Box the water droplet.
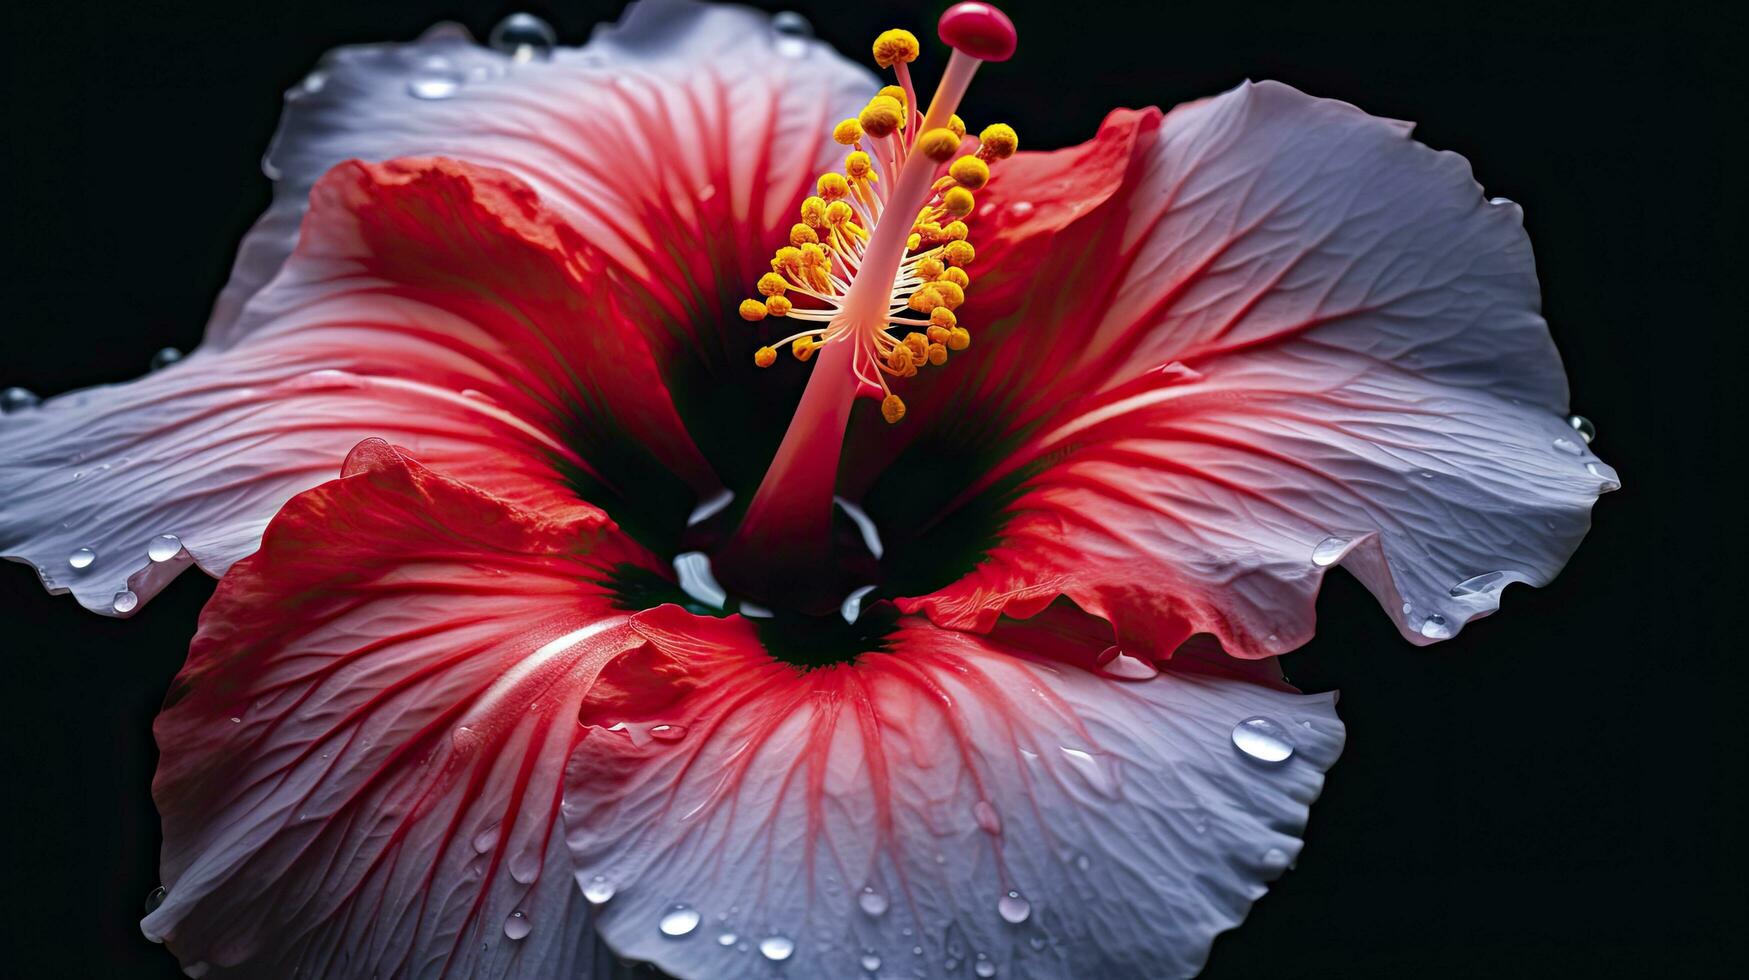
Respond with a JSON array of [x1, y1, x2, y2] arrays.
[[1449, 571, 1506, 597], [861, 951, 882, 972], [1567, 414, 1596, 443], [407, 60, 463, 100], [972, 799, 1002, 834], [1551, 436, 1584, 456], [229, 716, 241, 724], [717, 931, 737, 946], [1261, 847, 1290, 871], [583, 875, 615, 905], [147, 534, 182, 563], [1488, 196, 1514, 206], [148, 347, 184, 371], [1059, 747, 1119, 798], [504, 909, 531, 941], [758, 935, 795, 961], [1231, 716, 1295, 765], [1311, 536, 1350, 566], [67, 547, 96, 570], [112, 590, 139, 614], [1587, 462, 1620, 490], [648, 723, 687, 742], [858, 886, 889, 916], [1074, 852, 1092, 872], [488, 12, 556, 63], [143, 885, 167, 915], [771, 11, 813, 58], [1097, 646, 1158, 680], [975, 954, 997, 977], [997, 890, 1031, 924], [1007, 200, 1035, 219], [659, 904, 700, 937], [1420, 614, 1454, 639], [1, 387, 39, 413]]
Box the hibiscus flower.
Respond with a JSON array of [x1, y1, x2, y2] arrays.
[[0, 1, 1616, 977]]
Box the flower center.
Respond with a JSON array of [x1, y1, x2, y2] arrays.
[[714, 3, 1018, 608]]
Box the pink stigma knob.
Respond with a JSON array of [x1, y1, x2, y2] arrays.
[[938, 2, 1017, 62]]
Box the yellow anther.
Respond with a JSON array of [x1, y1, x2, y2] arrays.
[[932, 280, 966, 309], [948, 327, 971, 350], [800, 196, 827, 227], [825, 200, 856, 225], [917, 221, 943, 242], [979, 123, 1019, 159], [772, 246, 802, 273], [789, 223, 819, 246], [872, 29, 920, 68], [754, 345, 777, 368], [930, 307, 957, 329], [818, 172, 850, 201], [793, 337, 817, 362], [845, 151, 875, 180], [907, 286, 943, 313], [917, 127, 961, 162], [927, 342, 949, 366], [904, 332, 929, 361], [906, 232, 922, 250], [757, 272, 788, 297], [941, 266, 970, 289], [739, 299, 768, 321], [859, 96, 904, 139], [949, 155, 990, 190], [878, 84, 907, 107], [942, 186, 975, 218], [887, 344, 914, 372], [765, 295, 793, 316], [881, 393, 906, 424], [948, 114, 967, 139], [833, 118, 864, 145], [917, 256, 945, 279], [942, 220, 969, 241], [927, 324, 951, 344], [943, 240, 976, 267]]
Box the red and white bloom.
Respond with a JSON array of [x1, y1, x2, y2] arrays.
[[0, 1, 1615, 977]]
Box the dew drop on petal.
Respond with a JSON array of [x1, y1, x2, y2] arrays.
[[858, 886, 889, 917], [861, 951, 882, 972], [147, 534, 182, 563], [648, 723, 687, 742], [1488, 196, 1514, 206], [503, 909, 531, 941], [1552, 436, 1584, 456], [583, 875, 615, 905], [758, 935, 795, 961], [1231, 716, 1294, 765], [1007, 200, 1034, 219], [150, 347, 184, 371], [1074, 853, 1092, 872], [406, 60, 462, 100], [997, 890, 1031, 924], [1449, 571, 1506, 597], [1420, 614, 1454, 640], [67, 547, 96, 570], [1311, 536, 1350, 567], [488, 12, 556, 62], [717, 931, 737, 946], [771, 11, 813, 58], [659, 904, 700, 937], [1, 387, 40, 413], [1261, 847, 1291, 872], [143, 885, 167, 915], [1567, 414, 1596, 443], [975, 954, 998, 977], [1587, 462, 1620, 491], [112, 590, 139, 613]]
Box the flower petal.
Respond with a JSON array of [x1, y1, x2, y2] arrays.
[[865, 82, 1616, 658], [2, 156, 713, 615], [562, 605, 1344, 979], [144, 438, 656, 977]]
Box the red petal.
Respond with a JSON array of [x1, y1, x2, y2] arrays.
[[564, 606, 1343, 977], [2, 156, 715, 615], [850, 83, 1614, 659], [144, 439, 658, 976]]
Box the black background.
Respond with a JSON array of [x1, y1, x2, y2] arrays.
[[2, 0, 1742, 976]]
